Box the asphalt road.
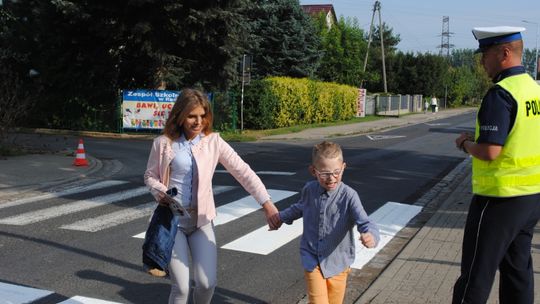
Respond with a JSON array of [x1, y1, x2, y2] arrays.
[[0, 111, 475, 303]]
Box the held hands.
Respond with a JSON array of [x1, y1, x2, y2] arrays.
[[360, 232, 376, 248], [262, 201, 282, 230]]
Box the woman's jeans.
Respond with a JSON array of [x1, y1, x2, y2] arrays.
[[168, 222, 217, 304]]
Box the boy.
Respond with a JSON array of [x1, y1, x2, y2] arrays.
[[273, 141, 379, 304]]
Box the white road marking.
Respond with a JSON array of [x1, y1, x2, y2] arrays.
[[351, 202, 422, 269], [0, 180, 128, 210], [221, 202, 422, 263], [212, 185, 236, 194], [255, 171, 295, 176], [60, 202, 155, 232], [0, 187, 148, 225], [213, 189, 297, 226], [424, 122, 450, 126], [221, 219, 303, 255], [214, 170, 295, 176], [366, 135, 406, 140], [0, 282, 53, 303], [58, 295, 124, 304]]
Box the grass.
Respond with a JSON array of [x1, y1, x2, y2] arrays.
[[219, 115, 383, 142]]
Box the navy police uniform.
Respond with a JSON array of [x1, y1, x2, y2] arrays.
[[452, 26, 540, 304]]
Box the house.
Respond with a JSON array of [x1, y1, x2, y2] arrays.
[[301, 4, 337, 29]]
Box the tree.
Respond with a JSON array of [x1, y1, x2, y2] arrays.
[[522, 48, 538, 79], [0, 63, 40, 143], [0, 1, 41, 140], [244, 0, 321, 79], [2, 0, 252, 130], [313, 15, 366, 87]]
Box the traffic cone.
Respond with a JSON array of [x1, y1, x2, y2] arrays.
[[73, 138, 89, 166]]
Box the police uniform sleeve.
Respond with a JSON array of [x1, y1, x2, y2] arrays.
[[476, 87, 517, 146]]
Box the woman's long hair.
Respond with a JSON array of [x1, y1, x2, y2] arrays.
[[163, 88, 213, 140]]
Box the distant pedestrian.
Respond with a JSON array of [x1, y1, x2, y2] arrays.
[[452, 26, 540, 304], [142, 88, 280, 304], [424, 100, 429, 114], [430, 96, 437, 113], [271, 141, 380, 304]]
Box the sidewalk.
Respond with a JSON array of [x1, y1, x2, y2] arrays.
[[356, 160, 540, 303], [260, 108, 475, 141], [0, 152, 101, 201]]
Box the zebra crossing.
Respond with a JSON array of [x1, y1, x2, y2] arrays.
[[0, 178, 422, 260], [0, 178, 423, 303], [0, 282, 123, 304], [0, 180, 297, 233]]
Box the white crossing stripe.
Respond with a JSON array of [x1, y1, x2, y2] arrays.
[[211, 185, 236, 194], [213, 189, 297, 226], [58, 295, 124, 304], [0, 282, 53, 303], [132, 185, 239, 238], [0, 187, 148, 225], [351, 202, 422, 269], [221, 219, 303, 255], [215, 170, 296, 176], [366, 135, 406, 140], [0, 180, 128, 210], [221, 202, 422, 261], [255, 171, 295, 176], [60, 202, 155, 232]]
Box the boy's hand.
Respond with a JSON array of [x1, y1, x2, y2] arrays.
[[360, 232, 376, 248], [268, 213, 282, 231], [262, 201, 281, 230]]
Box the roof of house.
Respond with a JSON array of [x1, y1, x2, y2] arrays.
[[301, 4, 337, 23]]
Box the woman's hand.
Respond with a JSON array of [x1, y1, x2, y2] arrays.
[[262, 201, 281, 230], [157, 192, 174, 206]]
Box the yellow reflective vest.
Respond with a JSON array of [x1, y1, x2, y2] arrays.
[[472, 73, 540, 197]]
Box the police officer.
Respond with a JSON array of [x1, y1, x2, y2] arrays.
[[452, 26, 540, 304]]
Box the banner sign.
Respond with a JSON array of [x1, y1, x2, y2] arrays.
[[122, 90, 179, 130], [356, 88, 366, 117]]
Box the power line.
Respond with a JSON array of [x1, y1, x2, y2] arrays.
[[438, 16, 454, 57]]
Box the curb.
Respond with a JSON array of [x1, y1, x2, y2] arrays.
[[13, 127, 157, 140]]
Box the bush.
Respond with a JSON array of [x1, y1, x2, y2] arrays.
[[243, 77, 358, 129]]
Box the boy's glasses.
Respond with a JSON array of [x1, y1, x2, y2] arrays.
[[314, 168, 344, 179]]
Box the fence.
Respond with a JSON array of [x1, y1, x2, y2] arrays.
[[366, 94, 423, 116]]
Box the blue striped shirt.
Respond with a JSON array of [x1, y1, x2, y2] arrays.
[[279, 180, 380, 278], [169, 134, 200, 207]]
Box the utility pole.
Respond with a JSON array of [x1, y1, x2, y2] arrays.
[[361, 1, 387, 93], [377, 1, 387, 93]]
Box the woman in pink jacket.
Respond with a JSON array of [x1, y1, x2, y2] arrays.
[[143, 88, 279, 304]]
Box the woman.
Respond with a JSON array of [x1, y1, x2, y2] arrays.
[[143, 88, 279, 304]]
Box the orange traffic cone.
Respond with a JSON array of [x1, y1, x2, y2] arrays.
[[73, 138, 89, 166]]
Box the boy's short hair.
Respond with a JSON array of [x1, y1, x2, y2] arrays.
[[312, 141, 343, 163]]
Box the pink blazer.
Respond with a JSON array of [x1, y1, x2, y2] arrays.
[[144, 133, 271, 227]]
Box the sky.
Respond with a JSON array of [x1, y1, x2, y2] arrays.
[[300, 0, 540, 54]]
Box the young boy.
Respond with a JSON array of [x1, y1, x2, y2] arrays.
[[273, 141, 380, 304]]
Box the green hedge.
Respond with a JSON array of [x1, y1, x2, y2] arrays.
[[243, 77, 357, 129]]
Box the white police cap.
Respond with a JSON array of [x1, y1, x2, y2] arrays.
[[472, 26, 526, 52]]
